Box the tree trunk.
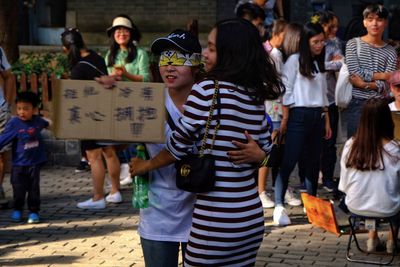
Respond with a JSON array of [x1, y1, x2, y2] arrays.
[[0, 0, 19, 63]]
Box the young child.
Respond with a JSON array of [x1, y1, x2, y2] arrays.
[[389, 70, 400, 111], [0, 92, 50, 223]]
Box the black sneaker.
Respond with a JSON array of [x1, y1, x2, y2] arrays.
[[75, 161, 90, 173]]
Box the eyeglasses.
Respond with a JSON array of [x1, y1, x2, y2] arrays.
[[115, 28, 130, 34]]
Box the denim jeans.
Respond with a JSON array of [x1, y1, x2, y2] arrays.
[[321, 103, 339, 182], [141, 237, 187, 267], [347, 98, 366, 138], [274, 107, 324, 205]]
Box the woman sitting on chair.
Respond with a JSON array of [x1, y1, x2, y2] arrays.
[[339, 98, 400, 254]]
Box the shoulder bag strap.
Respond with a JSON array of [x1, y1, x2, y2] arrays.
[[199, 80, 220, 157], [355, 37, 361, 57], [78, 61, 106, 76]]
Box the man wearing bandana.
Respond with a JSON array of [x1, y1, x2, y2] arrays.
[[135, 29, 201, 267]]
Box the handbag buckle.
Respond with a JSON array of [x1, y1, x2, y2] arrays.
[[180, 164, 191, 177]]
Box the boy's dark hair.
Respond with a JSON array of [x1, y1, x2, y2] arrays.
[[236, 3, 266, 21], [363, 4, 388, 19], [15, 91, 39, 108]]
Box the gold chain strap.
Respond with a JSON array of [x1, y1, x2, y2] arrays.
[[199, 80, 220, 157]]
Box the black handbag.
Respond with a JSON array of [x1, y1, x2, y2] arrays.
[[174, 81, 220, 193], [266, 132, 285, 168]]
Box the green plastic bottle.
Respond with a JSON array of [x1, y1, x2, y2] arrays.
[[132, 144, 149, 208]]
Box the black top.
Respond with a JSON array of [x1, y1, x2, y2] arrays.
[[70, 50, 108, 80]]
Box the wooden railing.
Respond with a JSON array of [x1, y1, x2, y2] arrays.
[[11, 72, 56, 117]]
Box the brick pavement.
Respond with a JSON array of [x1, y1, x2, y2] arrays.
[[0, 166, 399, 267]]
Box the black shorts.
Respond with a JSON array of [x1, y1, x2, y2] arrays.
[[81, 140, 107, 151]]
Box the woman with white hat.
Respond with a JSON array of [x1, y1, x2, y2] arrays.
[[106, 15, 150, 186], [106, 14, 150, 82]]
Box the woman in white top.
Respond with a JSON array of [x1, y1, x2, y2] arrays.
[[273, 22, 332, 226], [339, 98, 400, 253]]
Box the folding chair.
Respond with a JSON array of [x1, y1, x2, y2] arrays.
[[346, 214, 399, 265]]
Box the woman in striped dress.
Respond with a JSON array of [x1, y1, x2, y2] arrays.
[[130, 18, 283, 266]]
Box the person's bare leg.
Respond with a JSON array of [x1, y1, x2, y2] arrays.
[[258, 167, 268, 194], [86, 148, 105, 201], [368, 230, 378, 240], [102, 146, 120, 194]]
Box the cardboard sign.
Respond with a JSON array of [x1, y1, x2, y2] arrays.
[[301, 193, 340, 236], [392, 111, 400, 140], [53, 79, 165, 143]]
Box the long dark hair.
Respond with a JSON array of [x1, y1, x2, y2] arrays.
[[107, 14, 141, 67], [207, 18, 284, 103], [61, 28, 86, 68], [346, 98, 399, 171], [299, 22, 326, 78]]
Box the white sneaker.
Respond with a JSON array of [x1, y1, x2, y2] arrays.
[[273, 205, 291, 226], [120, 176, 133, 186], [105, 191, 122, 203], [284, 188, 302, 206], [77, 198, 106, 209], [259, 192, 275, 208], [119, 163, 130, 180]]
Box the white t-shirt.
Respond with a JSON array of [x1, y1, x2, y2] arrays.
[[138, 89, 195, 243], [339, 138, 400, 217], [389, 101, 399, 111]]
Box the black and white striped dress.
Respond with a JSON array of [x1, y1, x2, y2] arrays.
[[166, 79, 271, 266]]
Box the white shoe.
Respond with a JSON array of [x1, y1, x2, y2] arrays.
[[273, 205, 291, 226], [120, 176, 133, 186], [77, 198, 106, 209], [284, 188, 302, 206], [119, 163, 130, 180], [259, 192, 275, 208], [105, 191, 122, 203]]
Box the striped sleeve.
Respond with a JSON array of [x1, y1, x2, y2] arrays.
[[166, 80, 215, 159], [345, 38, 397, 99]]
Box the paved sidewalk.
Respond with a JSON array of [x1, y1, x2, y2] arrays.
[[0, 166, 399, 266]]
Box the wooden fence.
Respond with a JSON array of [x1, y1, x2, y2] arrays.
[[11, 72, 56, 117]]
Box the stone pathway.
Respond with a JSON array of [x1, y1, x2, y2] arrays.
[[0, 167, 398, 266]]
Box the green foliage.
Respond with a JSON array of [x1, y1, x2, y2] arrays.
[[11, 52, 69, 78]]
